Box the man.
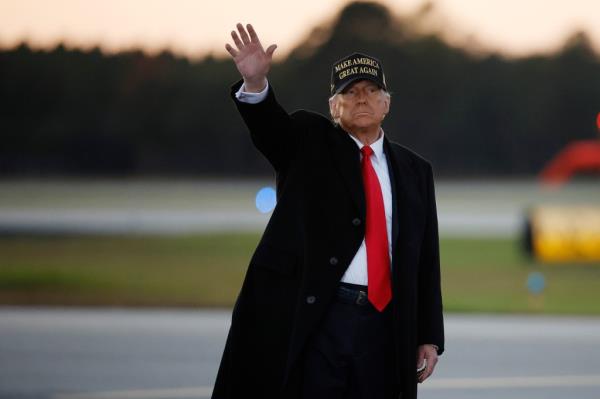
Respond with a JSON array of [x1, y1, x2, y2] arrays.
[[213, 23, 444, 399]]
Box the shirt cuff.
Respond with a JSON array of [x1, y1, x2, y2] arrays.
[[235, 81, 269, 104]]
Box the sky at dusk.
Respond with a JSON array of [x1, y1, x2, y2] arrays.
[[1, 0, 599, 59]]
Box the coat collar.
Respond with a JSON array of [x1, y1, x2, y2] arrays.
[[346, 129, 385, 161]]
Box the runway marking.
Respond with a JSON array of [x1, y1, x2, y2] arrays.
[[54, 386, 213, 399], [54, 375, 600, 398], [421, 374, 600, 389]]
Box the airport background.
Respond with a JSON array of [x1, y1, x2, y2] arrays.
[[1, 1, 599, 398]]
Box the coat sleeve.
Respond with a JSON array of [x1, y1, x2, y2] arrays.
[[416, 162, 445, 355], [230, 79, 301, 172]]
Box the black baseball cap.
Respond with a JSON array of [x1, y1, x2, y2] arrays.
[[330, 52, 387, 96]]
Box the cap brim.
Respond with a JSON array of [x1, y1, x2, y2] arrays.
[[334, 76, 386, 95]]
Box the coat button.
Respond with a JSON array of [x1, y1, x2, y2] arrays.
[[352, 217, 361, 226], [329, 257, 338, 265], [306, 296, 316, 304]]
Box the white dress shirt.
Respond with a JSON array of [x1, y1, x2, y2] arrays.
[[236, 81, 394, 286]]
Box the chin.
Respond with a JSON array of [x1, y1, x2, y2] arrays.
[[353, 117, 376, 127]]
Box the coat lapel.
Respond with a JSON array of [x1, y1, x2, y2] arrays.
[[328, 125, 366, 218], [384, 138, 400, 260], [383, 138, 415, 265]]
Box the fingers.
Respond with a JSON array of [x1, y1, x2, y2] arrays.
[[425, 359, 437, 380], [230, 30, 244, 51], [225, 43, 238, 58], [418, 361, 432, 382], [247, 24, 260, 43], [228, 23, 274, 59], [416, 349, 426, 383], [265, 44, 278, 58], [418, 352, 438, 383], [237, 23, 251, 45]]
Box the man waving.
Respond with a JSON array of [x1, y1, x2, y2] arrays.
[[213, 23, 444, 399]]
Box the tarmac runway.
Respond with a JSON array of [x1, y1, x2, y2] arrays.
[[1, 179, 599, 236], [1, 308, 600, 399]]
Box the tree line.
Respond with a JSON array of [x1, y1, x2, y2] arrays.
[[1, 1, 599, 178]]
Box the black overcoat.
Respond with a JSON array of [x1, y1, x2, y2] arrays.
[[212, 80, 444, 399]]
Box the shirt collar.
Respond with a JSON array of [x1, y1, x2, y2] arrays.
[[347, 129, 385, 160]]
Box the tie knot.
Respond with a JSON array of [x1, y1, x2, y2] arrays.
[[361, 145, 374, 157]]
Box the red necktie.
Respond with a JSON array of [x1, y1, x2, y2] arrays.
[[360, 145, 392, 312]]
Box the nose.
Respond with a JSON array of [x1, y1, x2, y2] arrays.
[[355, 89, 368, 103]]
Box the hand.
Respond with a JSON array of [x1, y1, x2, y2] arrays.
[[225, 23, 277, 92], [416, 344, 438, 383]]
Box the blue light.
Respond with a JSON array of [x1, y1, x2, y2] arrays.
[[255, 187, 276, 214], [527, 272, 546, 295]]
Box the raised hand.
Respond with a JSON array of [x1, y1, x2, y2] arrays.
[[225, 23, 277, 92]]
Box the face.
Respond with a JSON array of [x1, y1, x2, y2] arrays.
[[329, 79, 390, 133]]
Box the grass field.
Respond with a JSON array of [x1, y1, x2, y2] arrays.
[[1, 233, 599, 314]]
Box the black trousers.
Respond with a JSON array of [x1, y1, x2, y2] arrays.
[[301, 284, 400, 399]]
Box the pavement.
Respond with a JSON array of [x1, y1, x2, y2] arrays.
[[1, 308, 600, 399], [1, 179, 599, 236]]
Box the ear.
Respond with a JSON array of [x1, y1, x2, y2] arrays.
[[383, 94, 390, 114], [329, 97, 339, 119]]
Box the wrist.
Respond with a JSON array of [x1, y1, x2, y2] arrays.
[[243, 77, 267, 93]]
